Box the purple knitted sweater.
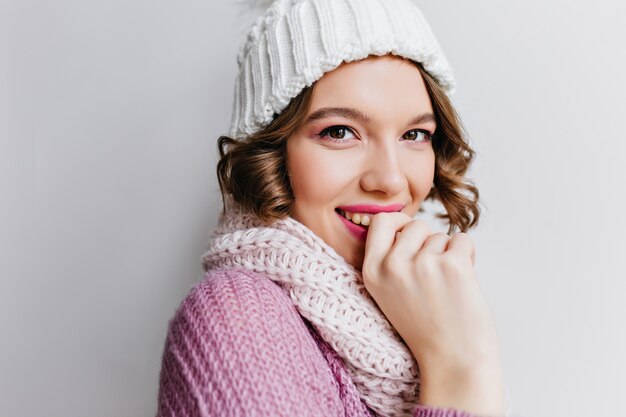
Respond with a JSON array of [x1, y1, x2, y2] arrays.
[[155, 266, 478, 417]]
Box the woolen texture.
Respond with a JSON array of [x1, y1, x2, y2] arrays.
[[201, 198, 421, 416], [155, 265, 479, 417], [230, 0, 456, 139]]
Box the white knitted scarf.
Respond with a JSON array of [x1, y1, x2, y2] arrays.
[[201, 200, 420, 417]]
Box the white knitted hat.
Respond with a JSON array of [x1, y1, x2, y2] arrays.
[[230, 0, 456, 139]]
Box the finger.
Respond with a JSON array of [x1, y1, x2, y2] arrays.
[[446, 232, 476, 266], [419, 232, 450, 255], [364, 212, 412, 270], [388, 220, 432, 261]]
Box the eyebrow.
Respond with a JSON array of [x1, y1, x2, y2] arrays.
[[303, 106, 436, 127]]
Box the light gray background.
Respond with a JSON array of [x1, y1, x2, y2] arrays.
[[2, 1, 625, 416]]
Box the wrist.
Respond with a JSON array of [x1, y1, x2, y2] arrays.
[[418, 360, 505, 417]]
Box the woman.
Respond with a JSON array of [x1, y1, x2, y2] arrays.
[[156, 1, 508, 416]]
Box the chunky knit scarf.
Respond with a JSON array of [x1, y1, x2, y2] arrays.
[[201, 199, 420, 417]]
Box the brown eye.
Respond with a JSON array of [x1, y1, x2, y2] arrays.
[[328, 127, 347, 139], [318, 126, 356, 141], [402, 130, 430, 142]]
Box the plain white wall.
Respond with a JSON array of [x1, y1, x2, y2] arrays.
[[1, 1, 625, 416]]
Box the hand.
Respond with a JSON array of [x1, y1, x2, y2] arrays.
[[362, 212, 505, 416]]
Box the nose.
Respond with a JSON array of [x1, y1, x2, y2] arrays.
[[359, 140, 407, 196]]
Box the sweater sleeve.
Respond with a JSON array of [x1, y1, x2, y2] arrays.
[[155, 266, 486, 417], [155, 267, 348, 417]]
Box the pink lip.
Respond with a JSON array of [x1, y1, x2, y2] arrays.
[[336, 210, 368, 242], [335, 203, 406, 242], [336, 203, 405, 214]]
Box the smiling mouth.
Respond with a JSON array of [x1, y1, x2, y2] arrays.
[[335, 208, 371, 227]]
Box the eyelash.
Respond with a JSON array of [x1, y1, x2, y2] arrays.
[[316, 125, 433, 144]]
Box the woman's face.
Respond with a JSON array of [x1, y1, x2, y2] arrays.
[[286, 54, 436, 271]]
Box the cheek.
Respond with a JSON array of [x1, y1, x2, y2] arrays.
[[403, 151, 435, 196], [288, 145, 351, 205]]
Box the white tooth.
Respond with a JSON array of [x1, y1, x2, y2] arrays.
[[345, 211, 352, 220], [361, 214, 371, 226], [352, 213, 361, 224]]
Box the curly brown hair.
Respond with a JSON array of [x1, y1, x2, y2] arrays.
[[216, 59, 480, 234]]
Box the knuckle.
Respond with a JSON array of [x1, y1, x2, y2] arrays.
[[416, 218, 431, 227], [427, 232, 449, 242], [453, 231, 474, 245], [408, 219, 432, 233], [440, 253, 469, 276], [414, 253, 439, 276], [380, 255, 410, 286], [381, 252, 400, 273]]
